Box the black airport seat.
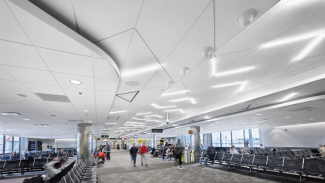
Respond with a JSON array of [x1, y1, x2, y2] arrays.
[[222, 153, 233, 165], [67, 150, 74, 157], [303, 158, 325, 179], [279, 152, 289, 157], [252, 149, 259, 155], [279, 158, 303, 173], [32, 159, 47, 170], [214, 152, 224, 164], [292, 151, 301, 158], [240, 154, 254, 173], [50, 153, 58, 158], [267, 153, 276, 157], [252, 155, 268, 169], [11, 156, 20, 160], [264, 157, 283, 171], [2, 160, 20, 173], [273, 152, 282, 157], [231, 154, 242, 166]]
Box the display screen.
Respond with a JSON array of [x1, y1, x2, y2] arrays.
[[152, 129, 163, 133]]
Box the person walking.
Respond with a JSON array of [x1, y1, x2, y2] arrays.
[[140, 143, 148, 166], [162, 146, 167, 160], [106, 143, 110, 161], [130, 144, 138, 166]]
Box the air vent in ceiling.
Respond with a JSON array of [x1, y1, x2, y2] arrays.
[[35, 93, 70, 103], [68, 120, 84, 123], [288, 107, 314, 112], [116, 91, 139, 102]]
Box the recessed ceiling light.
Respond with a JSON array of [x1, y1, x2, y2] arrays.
[[169, 98, 196, 104], [295, 34, 324, 61], [215, 122, 219, 123], [84, 110, 89, 112], [309, 118, 314, 120], [243, 123, 246, 124], [70, 80, 82, 85], [88, 121, 92, 122], [161, 90, 188, 96], [151, 103, 176, 109], [24, 119, 29, 120], [212, 82, 243, 88], [256, 114, 261, 115], [164, 109, 184, 113], [286, 116, 291, 118]]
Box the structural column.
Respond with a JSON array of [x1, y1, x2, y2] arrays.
[[151, 134, 156, 148], [190, 126, 200, 163], [77, 123, 93, 165]]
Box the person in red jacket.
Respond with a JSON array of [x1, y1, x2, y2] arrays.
[[140, 143, 148, 166], [98, 150, 106, 163]]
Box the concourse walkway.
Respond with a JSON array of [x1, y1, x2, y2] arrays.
[[97, 150, 312, 183]]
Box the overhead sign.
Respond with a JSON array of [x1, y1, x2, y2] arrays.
[[188, 130, 193, 134], [95, 137, 100, 140], [152, 129, 163, 133], [101, 135, 109, 138]]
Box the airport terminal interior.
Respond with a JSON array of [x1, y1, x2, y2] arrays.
[[1, 0, 325, 182]]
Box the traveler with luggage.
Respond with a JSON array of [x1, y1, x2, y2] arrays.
[[130, 144, 138, 166]]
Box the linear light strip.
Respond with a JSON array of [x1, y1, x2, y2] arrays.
[[150, 103, 176, 109], [238, 81, 247, 92], [144, 115, 163, 118], [109, 110, 126, 114], [161, 90, 188, 96], [263, 32, 321, 48], [164, 109, 184, 113], [295, 34, 325, 61], [280, 93, 297, 102], [214, 67, 254, 77], [121, 65, 159, 77], [213, 82, 243, 88], [169, 98, 197, 104], [136, 112, 152, 115]]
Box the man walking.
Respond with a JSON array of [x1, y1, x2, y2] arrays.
[[130, 144, 138, 166], [140, 143, 148, 166], [106, 143, 110, 161]]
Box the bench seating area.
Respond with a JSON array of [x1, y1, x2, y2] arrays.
[[0, 151, 70, 177], [208, 151, 325, 182]]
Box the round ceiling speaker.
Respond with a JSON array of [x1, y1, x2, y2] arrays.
[[166, 81, 174, 87], [237, 9, 257, 27], [179, 67, 190, 75], [200, 46, 214, 58]]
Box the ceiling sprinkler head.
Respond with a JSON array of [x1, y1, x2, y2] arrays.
[[179, 67, 190, 75], [200, 46, 214, 58]]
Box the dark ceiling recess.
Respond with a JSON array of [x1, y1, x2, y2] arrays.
[[35, 93, 70, 103], [116, 91, 139, 102]]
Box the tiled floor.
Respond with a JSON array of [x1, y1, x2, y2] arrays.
[[98, 150, 319, 183]]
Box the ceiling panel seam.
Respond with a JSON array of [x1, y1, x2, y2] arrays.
[[70, 0, 79, 34], [93, 28, 134, 44]]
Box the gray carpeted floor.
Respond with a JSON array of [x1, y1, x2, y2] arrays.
[[97, 150, 319, 183]]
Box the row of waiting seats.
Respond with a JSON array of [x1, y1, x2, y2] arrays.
[[0, 153, 70, 177], [208, 152, 325, 182], [45, 159, 97, 183]]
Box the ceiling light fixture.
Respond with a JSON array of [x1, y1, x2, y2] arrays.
[[309, 118, 314, 120], [164, 109, 184, 113], [239, 81, 247, 92], [200, 46, 214, 58], [212, 82, 243, 88], [179, 67, 190, 75], [84, 110, 89, 112], [237, 9, 257, 27], [136, 112, 152, 115], [295, 33, 325, 61], [150, 103, 176, 109], [88, 121, 92, 122], [144, 115, 162, 118], [280, 93, 297, 102], [169, 98, 197, 104], [166, 81, 174, 87], [256, 114, 261, 115], [121, 65, 159, 77], [109, 110, 126, 114], [145, 120, 160, 122], [70, 80, 82, 85], [204, 114, 209, 119], [262, 32, 321, 48], [24, 119, 29, 120], [211, 57, 217, 75], [161, 90, 188, 96], [214, 67, 254, 77], [286, 116, 291, 119]]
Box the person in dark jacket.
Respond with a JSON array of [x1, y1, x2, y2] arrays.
[[162, 147, 167, 160], [130, 144, 138, 166], [106, 143, 110, 161]]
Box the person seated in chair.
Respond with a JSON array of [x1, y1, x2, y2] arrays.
[[241, 146, 250, 154], [43, 158, 61, 181], [230, 145, 239, 154], [11, 152, 17, 156], [98, 150, 106, 163], [198, 149, 211, 168]]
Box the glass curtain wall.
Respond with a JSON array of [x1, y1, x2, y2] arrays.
[[5, 136, 12, 153], [212, 133, 221, 147], [221, 131, 231, 147], [251, 129, 260, 147], [232, 130, 244, 147], [14, 136, 20, 152], [0, 135, 3, 154]]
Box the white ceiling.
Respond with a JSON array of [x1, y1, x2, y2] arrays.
[[1, 0, 325, 139]]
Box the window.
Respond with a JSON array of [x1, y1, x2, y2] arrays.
[[232, 130, 244, 147], [221, 131, 231, 147], [0, 135, 3, 154], [5, 136, 13, 153], [251, 129, 260, 147], [13, 136, 20, 152], [212, 133, 221, 147], [200, 134, 203, 146]]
